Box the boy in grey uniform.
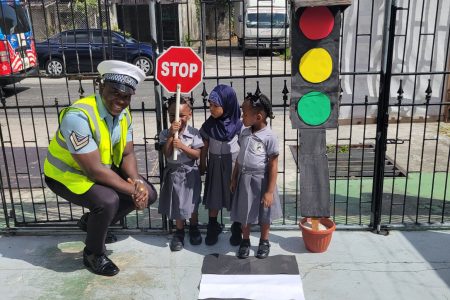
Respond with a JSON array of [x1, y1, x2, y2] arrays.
[[231, 93, 282, 259]]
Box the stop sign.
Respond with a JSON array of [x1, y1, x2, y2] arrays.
[[155, 46, 203, 94]]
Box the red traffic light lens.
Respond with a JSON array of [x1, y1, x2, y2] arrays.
[[299, 6, 334, 40]]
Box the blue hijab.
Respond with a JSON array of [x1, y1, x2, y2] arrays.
[[201, 85, 243, 142]]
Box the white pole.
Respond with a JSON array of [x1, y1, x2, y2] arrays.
[[173, 84, 181, 160]]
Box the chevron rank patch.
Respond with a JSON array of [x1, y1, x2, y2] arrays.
[[69, 131, 89, 151]]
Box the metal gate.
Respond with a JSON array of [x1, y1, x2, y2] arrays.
[[0, 0, 449, 232]]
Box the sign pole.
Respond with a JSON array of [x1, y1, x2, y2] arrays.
[[173, 84, 181, 160]]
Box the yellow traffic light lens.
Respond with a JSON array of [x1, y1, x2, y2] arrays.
[[297, 91, 331, 126], [299, 48, 333, 83]]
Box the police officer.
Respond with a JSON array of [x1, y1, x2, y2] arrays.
[[44, 60, 157, 276]]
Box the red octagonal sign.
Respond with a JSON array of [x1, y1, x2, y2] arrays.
[[155, 46, 204, 94]]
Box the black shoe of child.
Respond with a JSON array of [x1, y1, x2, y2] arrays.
[[237, 239, 251, 259], [170, 230, 185, 252], [256, 239, 270, 259], [229, 222, 242, 246], [77, 212, 117, 244], [189, 225, 202, 245], [205, 222, 222, 246], [83, 247, 119, 276]]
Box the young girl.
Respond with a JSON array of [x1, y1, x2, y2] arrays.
[[200, 84, 243, 246], [159, 96, 204, 251], [230, 93, 282, 259]]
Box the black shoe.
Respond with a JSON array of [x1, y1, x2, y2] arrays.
[[83, 248, 119, 276], [256, 240, 270, 259], [237, 239, 251, 259], [205, 222, 222, 246], [229, 222, 242, 246], [189, 225, 202, 245], [170, 230, 185, 252], [78, 212, 117, 244]]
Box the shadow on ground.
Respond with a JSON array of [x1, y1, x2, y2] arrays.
[[0, 235, 85, 273], [401, 230, 450, 288]]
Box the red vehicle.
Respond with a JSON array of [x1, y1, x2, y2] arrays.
[[0, 0, 37, 87]]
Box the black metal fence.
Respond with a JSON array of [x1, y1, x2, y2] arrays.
[[0, 0, 449, 232]]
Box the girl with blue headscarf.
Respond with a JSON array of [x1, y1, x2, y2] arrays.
[[200, 84, 243, 246]]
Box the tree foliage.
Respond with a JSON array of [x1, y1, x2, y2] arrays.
[[74, 0, 99, 14]]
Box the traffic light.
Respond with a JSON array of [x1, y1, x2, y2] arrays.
[[290, 4, 342, 129]]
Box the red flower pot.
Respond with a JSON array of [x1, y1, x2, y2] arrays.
[[299, 217, 336, 253]]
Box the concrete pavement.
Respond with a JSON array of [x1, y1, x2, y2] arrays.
[[0, 229, 449, 300]]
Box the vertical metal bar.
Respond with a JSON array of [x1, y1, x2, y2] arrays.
[[404, 0, 428, 224], [2, 107, 25, 223], [367, 0, 376, 71], [214, 4, 219, 85], [0, 125, 10, 228], [30, 108, 49, 221], [19, 109, 38, 222], [422, 82, 434, 223], [96, 0, 107, 59], [256, 0, 259, 73], [186, 0, 191, 47], [0, 123, 15, 226], [82, 0, 94, 73], [400, 0, 411, 72], [438, 5, 450, 224], [141, 101, 150, 229], [345, 0, 362, 224], [282, 80, 288, 224], [26, 0, 52, 143], [442, 143, 450, 223], [388, 81, 404, 224], [359, 95, 369, 224], [150, 0, 167, 230], [400, 2, 414, 224], [68, 0, 81, 74], [371, 0, 396, 232], [428, 0, 449, 223], [295, 129, 299, 223], [54, 0, 73, 104], [228, 0, 232, 76], [242, 0, 247, 94], [200, 0, 206, 58]]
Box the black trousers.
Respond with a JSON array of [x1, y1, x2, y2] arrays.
[[45, 174, 157, 255]]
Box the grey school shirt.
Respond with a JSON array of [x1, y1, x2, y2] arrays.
[[199, 128, 240, 155], [159, 125, 204, 164], [236, 126, 279, 171]]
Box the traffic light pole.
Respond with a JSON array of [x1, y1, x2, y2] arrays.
[[371, 0, 397, 234], [298, 129, 331, 218]]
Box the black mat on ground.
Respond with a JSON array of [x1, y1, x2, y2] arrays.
[[202, 253, 299, 275]]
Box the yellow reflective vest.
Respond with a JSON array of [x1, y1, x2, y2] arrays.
[[44, 94, 131, 194]]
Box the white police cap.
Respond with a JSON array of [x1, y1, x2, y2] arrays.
[[98, 60, 146, 95]]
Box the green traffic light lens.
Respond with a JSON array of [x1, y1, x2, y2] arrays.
[[297, 91, 331, 126]]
